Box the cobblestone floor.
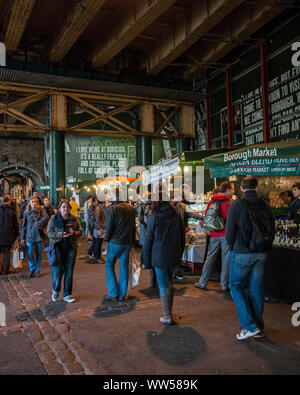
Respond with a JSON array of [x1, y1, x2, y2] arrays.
[[0, 238, 300, 375]]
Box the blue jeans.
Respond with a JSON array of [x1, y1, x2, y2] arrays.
[[26, 242, 42, 273], [154, 267, 173, 296], [229, 251, 267, 332], [105, 242, 131, 300], [51, 248, 77, 297]]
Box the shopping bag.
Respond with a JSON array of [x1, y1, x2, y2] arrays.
[[12, 249, 21, 268], [129, 249, 141, 289]]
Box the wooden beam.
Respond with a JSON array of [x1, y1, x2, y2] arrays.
[[147, 0, 243, 76], [0, 124, 48, 132], [155, 107, 179, 136], [92, 0, 176, 68], [154, 104, 179, 135], [67, 101, 141, 132], [49, 0, 106, 62], [83, 108, 125, 133], [0, 91, 51, 115], [0, 81, 193, 106], [4, 0, 37, 50], [186, 0, 295, 77], [51, 95, 67, 129], [5, 108, 46, 128]]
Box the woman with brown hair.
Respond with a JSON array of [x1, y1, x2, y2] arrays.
[[142, 188, 185, 325], [20, 197, 48, 278], [47, 200, 82, 303]]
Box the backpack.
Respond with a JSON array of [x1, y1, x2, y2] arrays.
[[204, 200, 225, 232], [240, 198, 274, 252]]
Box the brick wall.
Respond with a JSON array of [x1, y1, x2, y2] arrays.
[[0, 136, 45, 184]]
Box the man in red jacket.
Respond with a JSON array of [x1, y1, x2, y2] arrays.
[[195, 181, 234, 291]]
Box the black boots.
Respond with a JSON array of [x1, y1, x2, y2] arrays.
[[159, 288, 174, 325]]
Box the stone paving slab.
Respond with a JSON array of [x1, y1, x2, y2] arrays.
[[0, 238, 299, 375]]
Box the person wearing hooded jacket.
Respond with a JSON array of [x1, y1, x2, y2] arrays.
[[194, 181, 233, 292], [142, 189, 185, 325], [0, 195, 19, 275], [21, 197, 48, 278]]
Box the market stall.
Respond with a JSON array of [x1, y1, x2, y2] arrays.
[[142, 147, 235, 272], [204, 139, 300, 303]]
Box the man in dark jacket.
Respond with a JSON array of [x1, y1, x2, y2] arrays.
[[104, 189, 136, 301], [225, 176, 275, 341], [0, 196, 19, 275]]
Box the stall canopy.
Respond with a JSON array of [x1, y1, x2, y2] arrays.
[[204, 140, 300, 177]]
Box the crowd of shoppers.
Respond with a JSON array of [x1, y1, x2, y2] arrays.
[[0, 176, 277, 340]]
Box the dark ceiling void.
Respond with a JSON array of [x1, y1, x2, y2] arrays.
[[0, 0, 297, 89]]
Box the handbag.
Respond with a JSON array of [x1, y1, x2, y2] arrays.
[[93, 228, 105, 239], [43, 245, 59, 267]]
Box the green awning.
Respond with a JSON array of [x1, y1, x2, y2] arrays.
[[179, 147, 235, 162], [204, 140, 300, 177]]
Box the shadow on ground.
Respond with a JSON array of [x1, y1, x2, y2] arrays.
[[16, 301, 68, 322], [139, 286, 188, 299], [93, 296, 137, 318], [147, 326, 206, 365], [241, 335, 300, 375]]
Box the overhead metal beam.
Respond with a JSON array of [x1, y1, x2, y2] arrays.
[[4, 0, 37, 50], [92, 0, 176, 68], [49, 0, 106, 63], [146, 0, 244, 76], [186, 0, 295, 77]]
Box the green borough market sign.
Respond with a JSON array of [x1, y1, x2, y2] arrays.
[[204, 140, 300, 177]]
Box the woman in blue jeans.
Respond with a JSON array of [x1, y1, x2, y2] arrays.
[[47, 200, 82, 303], [142, 190, 185, 325], [21, 197, 48, 278]]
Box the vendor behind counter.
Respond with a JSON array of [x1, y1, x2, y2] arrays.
[[288, 183, 300, 224]]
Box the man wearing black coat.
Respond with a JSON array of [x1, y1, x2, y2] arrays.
[[0, 195, 19, 275], [225, 176, 275, 341]]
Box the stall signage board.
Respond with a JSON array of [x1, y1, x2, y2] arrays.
[[36, 185, 50, 190], [204, 140, 300, 177], [143, 156, 180, 185]]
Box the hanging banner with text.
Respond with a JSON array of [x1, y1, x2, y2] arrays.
[[204, 140, 300, 177]]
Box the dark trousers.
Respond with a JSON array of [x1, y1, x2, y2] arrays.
[[52, 247, 77, 297], [88, 225, 104, 260], [0, 246, 11, 275]]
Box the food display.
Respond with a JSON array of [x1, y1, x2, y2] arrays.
[[273, 219, 300, 248], [269, 191, 291, 208], [185, 230, 207, 246]]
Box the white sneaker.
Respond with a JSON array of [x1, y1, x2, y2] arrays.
[[52, 291, 59, 302], [236, 328, 261, 340], [63, 295, 76, 303]]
